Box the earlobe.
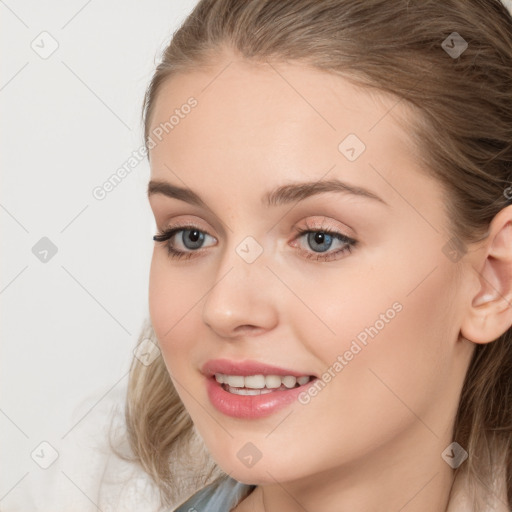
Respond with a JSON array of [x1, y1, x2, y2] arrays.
[[460, 206, 512, 345]]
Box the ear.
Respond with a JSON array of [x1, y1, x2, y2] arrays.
[[460, 205, 512, 344]]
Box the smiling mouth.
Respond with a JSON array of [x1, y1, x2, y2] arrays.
[[215, 373, 316, 395]]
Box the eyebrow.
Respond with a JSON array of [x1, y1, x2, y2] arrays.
[[147, 178, 388, 208]]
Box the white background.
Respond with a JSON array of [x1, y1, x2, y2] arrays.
[[1, 1, 197, 510]]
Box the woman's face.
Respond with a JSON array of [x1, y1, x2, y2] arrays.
[[147, 53, 475, 487]]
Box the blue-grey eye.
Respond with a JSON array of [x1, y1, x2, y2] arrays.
[[307, 232, 333, 253], [181, 229, 205, 250]]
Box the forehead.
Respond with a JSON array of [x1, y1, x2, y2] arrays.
[[147, 57, 430, 207]]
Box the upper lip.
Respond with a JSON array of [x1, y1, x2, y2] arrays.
[[201, 359, 317, 378]]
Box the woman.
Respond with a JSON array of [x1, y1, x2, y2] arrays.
[[113, 1, 512, 510]]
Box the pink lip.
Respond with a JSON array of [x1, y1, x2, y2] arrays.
[[201, 358, 316, 378], [202, 358, 318, 419]]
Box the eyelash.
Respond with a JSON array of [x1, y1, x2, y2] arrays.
[[153, 221, 357, 262]]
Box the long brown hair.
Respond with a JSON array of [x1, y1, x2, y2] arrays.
[[111, 1, 512, 509]]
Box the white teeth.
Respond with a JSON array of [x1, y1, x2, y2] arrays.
[[244, 375, 266, 388], [265, 375, 282, 389], [225, 375, 245, 388], [214, 373, 312, 390], [282, 376, 297, 388], [227, 387, 274, 396]]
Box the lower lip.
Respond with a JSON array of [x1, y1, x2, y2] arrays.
[[205, 376, 318, 419]]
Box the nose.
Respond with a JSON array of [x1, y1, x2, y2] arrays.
[[201, 241, 279, 338]]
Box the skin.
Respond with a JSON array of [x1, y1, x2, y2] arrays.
[[146, 48, 512, 512]]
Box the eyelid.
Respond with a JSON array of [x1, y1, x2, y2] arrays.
[[292, 217, 355, 238], [152, 207, 227, 239], [156, 216, 351, 242], [153, 223, 216, 243]]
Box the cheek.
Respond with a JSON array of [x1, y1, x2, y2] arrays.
[[293, 241, 457, 406], [148, 254, 200, 361], [309, 259, 457, 428]]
